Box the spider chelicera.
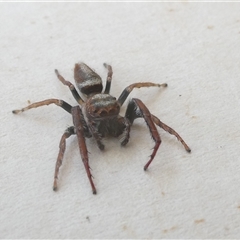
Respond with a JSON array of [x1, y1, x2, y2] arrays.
[[12, 62, 191, 194]]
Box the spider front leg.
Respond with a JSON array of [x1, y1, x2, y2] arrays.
[[125, 98, 191, 170], [125, 98, 162, 170], [88, 120, 105, 151], [71, 106, 97, 194], [118, 117, 131, 146], [53, 126, 75, 191]]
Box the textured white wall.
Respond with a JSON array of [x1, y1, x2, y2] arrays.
[[1, 2, 240, 238]]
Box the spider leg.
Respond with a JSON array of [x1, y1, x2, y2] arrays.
[[125, 99, 142, 124], [119, 117, 131, 146], [88, 122, 105, 150], [12, 99, 72, 114], [53, 126, 75, 191], [72, 106, 97, 194], [55, 69, 84, 105], [103, 63, 113, 94], [118, 82, 167, 106], [126, 98, 162, 171], [122, 100, 143, 145], [151, 114, 191, 153]]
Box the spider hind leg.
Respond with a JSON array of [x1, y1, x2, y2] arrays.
[[53, 126, 75, 191]]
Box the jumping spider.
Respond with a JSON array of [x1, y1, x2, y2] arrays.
[[12, 62, 191, 194]]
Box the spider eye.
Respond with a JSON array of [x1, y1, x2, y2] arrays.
[[99, 110, 107, 116], [109, 108, 115, 114]]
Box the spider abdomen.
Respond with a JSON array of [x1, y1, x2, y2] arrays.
[[74, 62, 103, 95]]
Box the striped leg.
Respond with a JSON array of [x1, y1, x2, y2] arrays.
[[12, 99, 72, 114], [72, 106, 97, 194], [103, 63, 113, 94], [53, 126, 75, 191], [55, 69, 84, 105], [118, 82, 167, 106], [126, 98, 162, 170], [151, 115, 191, 153]]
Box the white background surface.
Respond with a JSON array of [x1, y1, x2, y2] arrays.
[[1, 2, 240, 238]]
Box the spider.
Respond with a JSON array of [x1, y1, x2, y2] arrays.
[[12, 62, 191, 194]]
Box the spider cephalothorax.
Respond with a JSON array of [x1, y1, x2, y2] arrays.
[[12, 62, 191, 194]]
